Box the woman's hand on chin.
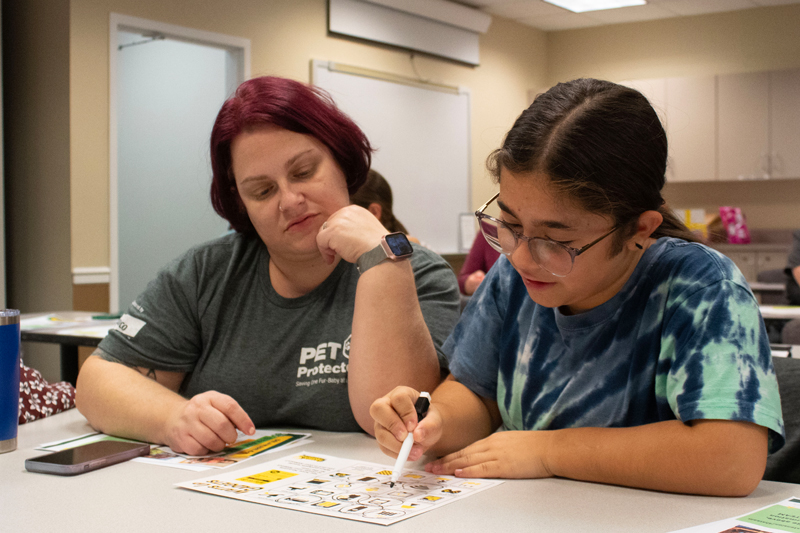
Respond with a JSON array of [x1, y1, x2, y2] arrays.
[[316, 205, 389, 265]]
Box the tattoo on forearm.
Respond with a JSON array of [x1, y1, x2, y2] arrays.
[[94, 348, 123, 364], [94, 347, 158, 381]]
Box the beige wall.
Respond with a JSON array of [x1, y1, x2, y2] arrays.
[[69, 0, 548, 269], [4, 0, 73, 380], [546, 4, 800, 230], [62, 1, 800, 267]]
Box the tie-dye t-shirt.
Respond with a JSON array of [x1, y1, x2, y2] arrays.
[[444, 237, 785, 452]]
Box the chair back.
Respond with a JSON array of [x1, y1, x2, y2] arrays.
[[783, 319, 800, 345], [764, 357, 800, 483], [757, 269, 790, 305]]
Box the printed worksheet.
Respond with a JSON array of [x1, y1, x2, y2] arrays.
[[20, 314, 94, 330], [141, 432, 312, 471], [176, 451, 503, 525], [54, 325, 116, 337], [38, 430, 312, 471], [670, 497, 800, 533]]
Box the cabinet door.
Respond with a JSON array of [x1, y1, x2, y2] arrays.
[[726, 251, 757, 282], [757, 252, 789, 274], [718, 72, 770, 181], [665, 76, 717, 182], [620, 78, 668, 127], [770, 68, 800, 179]]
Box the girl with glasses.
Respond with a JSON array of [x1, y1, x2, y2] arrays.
[[371, 78, 784, 496]]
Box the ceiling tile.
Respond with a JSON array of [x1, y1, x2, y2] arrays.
[[483, 1, 566, 18], [450, 0, 502, 6], [750, 0, 800, 5], [586, 3, 676, 23], [518, 11, 608, 30], [446, 0, 800, 31], [652, 0, 758, 16]]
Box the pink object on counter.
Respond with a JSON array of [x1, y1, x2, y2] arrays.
[[719, 206, 751, 244]]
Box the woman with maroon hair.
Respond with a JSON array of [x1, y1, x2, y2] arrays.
[[76, 76, 460, 455]]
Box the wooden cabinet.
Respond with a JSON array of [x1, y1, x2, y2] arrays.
[[620, 78, 667, 125], [770, 69, 800, 179], [623, 68, 800, 182], [718, 72, 771, 181], [621, 76, 716, 183], [714, 244, 789, 283], [725, 250, 758, 281], [757, 250, 790, 274], [717, 69, 800, 181], [664, 76, 717, 182]]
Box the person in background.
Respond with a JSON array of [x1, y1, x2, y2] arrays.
[[371, 78, 783, 497], [76, 76, 460, 455], [786, 229, 800, 305], [18, 360, 75, 424], [457, 225, 501, 295], [350, 169, 420, 244]]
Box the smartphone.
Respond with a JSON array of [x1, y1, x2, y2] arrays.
[[25, 440, 151, 476]]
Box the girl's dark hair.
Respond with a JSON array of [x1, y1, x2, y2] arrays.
[[350, 169, 410, 234], [488, 78, 696, 253], [210, 76, 372, 234]]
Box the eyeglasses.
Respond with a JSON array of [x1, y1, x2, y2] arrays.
[[475, 192, 619, 277]]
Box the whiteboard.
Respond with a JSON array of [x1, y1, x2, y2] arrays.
[[312, 60, 471, 254]]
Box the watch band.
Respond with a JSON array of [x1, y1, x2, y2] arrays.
[[357, 233, 414, 274], [356, 244, 390, 274]]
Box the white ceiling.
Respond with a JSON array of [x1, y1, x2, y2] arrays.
[[452, 0, 800, 31]]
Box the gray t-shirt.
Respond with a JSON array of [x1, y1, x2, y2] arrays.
[[99, 233, 460, 432]]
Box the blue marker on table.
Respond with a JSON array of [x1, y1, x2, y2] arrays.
[[389, 392, 431, 488]]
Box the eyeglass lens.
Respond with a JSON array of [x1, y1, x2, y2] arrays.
[[479, 217, 574, 276]]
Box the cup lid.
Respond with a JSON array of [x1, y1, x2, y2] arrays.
[[0, 309, 20, 325]]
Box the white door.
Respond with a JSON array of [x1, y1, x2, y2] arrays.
[[111, 17, 249, 312]]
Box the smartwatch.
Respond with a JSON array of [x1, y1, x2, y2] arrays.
[[356, 232, 414, 274]]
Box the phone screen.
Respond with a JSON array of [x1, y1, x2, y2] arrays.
[[25, 440, 150, 475]]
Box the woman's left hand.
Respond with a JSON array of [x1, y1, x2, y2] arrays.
[[425, 430, 554, 479], [316, 205, 390, 264]]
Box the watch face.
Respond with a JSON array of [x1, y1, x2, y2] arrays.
[[384, 233, 413, 256]]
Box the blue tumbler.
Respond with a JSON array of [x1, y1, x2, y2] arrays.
[[1, 309, 21, 453]]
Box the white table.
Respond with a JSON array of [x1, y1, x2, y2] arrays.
[[750, 282, 787, 293], [2, 410, 798, 532], [20, 312, 114, 385], [772, 345, 800, 357], [761, 305, 800, 320], [750, 282, 787, 304]]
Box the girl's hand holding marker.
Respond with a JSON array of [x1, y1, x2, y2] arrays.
[[371, 388, 440, 469], [387, 392, 430, 487]]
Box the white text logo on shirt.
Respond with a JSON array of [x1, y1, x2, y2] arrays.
[[296, 334, 351, 380]]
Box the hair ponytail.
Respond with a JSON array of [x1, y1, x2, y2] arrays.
[[655, 204, 699, 242], [350, 169, 411, 235]]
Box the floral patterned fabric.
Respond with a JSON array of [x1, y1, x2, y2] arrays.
[[18, 361, 76, 424]]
